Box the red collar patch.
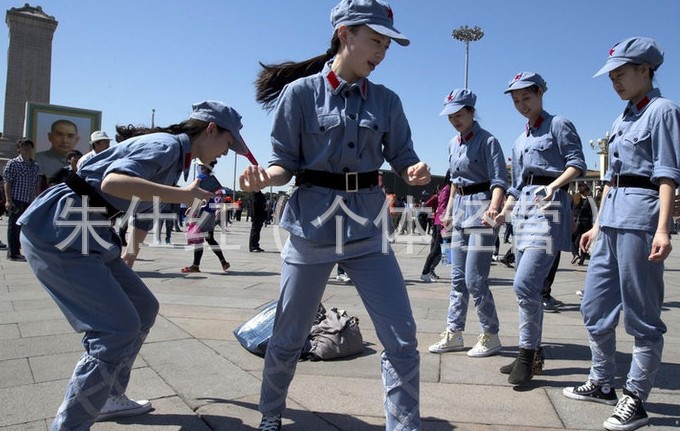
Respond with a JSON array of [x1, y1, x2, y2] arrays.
[[635, 96, 650, 111], [526, 115, 544, 136], [183, 153, 192, 170], [327, 70, 341, 91]]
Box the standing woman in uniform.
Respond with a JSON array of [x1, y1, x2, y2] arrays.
[[18, 101, 250, 431], [428, 89, 508, 358], [240, 1, 430, 429], [563, 37, 680, 431], [494, 72, 586, 386]]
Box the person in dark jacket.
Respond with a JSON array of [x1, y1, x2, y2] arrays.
[[249, 191, 267, 252]]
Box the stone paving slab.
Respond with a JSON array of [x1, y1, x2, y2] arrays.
[[0, 219, 679, 430]]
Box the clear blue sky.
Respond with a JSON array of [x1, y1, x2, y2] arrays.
[[2, 0, 679, 189]]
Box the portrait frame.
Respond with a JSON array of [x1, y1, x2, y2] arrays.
[[23, 102, 101, 177]]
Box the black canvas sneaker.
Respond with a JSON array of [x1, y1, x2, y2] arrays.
[[603, 390, 649, 431], [563, 380, 618, 405]]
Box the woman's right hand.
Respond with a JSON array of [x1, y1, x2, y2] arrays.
[[579, 225, 599, 254], [183, 179, 214, 204], [239, 165, 271, 192]]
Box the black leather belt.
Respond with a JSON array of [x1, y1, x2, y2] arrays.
[[295, 170, 379, 192], [64, 171, 123, 220], [523, 175, 569, 191], [607, 174, 659, 191], [453, 181, 490, 196]]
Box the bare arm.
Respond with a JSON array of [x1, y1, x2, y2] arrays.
[[239, 165, 293, 192], [649, 179, 675, 262], [3, 181, 13, 210], [101, 173, 213, 205]]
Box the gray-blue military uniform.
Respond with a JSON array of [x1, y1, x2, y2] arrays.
[[581, 88, 680, 400], [18, 132, 192, 430], [260, 62, 421, 430], [447, 121, 508, 335], [507, 111, 586, 349]]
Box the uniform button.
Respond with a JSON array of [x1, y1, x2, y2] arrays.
[[319, 126, 326, 132], [608, 194, 612, 199], [456, 168, 460, 171], [526, 191, 531, 195], [343, 91, 350, 97], [372, 125, 378, 130], [343, 167, 350, 172], [349, 114, 356, 120], [348, 142, 355, 148], [613, 152, 619, 157], [524, 216, 529, 219], [618, 131, 623, 136], [633, 138, 638, 142], [524, 149, 529, 153]]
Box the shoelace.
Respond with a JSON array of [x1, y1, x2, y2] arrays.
[[574, 381, 597, 393], [258, 415, 281, 431], [611, 395, 637, 421]]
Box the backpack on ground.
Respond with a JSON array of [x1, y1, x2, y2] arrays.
[[233, 302, 364, 361]]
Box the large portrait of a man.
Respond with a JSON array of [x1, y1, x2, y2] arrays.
[[24, 102, 102, 180]]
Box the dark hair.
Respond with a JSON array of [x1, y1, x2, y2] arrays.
[[444, 169, 451, 183], [114, 119, 226, 143], [255, 29, 348, 110], [17, 137, 34, 147], [66, 150, 83, 160], [51, 119, 78, 133]]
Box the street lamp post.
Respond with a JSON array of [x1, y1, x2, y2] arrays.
[[589, 131, 611, 181], [452, 25, 484, 89]]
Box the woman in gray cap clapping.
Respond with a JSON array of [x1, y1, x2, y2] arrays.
[[240, 0, 429, 429]]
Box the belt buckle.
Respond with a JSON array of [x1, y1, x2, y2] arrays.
[[345, 172, 359, 192], [613, 173, 620, 188], [457, 185, 465, 196]]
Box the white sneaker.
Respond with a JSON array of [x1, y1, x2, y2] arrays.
[[420, 273, 434, 283], [467, 332, 502, 357], [336, 273, 351, 283], [428, 329, 464, 353], [96, 394, 152, 421]]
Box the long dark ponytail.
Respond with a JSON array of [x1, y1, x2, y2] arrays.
[[254, 31, 344, 111]]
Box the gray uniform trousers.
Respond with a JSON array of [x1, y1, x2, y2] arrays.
[[513, 248, 558, 349], [21, 227, 158, 431], [259, 250, 421, 431], [580, 227, 666, 400], [448, 228, 500, 334]]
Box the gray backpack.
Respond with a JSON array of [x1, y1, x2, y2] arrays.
[[304, 305, 364, 361]]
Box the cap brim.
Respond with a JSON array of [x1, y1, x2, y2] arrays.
[[439, 103, 466, 116], [503, 82, 536, 94], [592, 59, 629, 78], [366, 23, 410, 46], [229, 132, 249, 156]]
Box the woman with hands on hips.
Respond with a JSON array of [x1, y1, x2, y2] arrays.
[[240, 1, 429, 429]]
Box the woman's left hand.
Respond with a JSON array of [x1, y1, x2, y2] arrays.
[[649, 231, 672, 262], [121, 252, 137, 268], [533, 185, 555, 209], [482, 207, 499, 227], [405, 162, 431, 186]]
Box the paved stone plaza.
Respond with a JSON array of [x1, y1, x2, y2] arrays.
[[1, 218, 679, 430]]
